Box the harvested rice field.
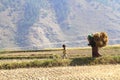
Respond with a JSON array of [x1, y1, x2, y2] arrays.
[[0, 65, 120, 80]]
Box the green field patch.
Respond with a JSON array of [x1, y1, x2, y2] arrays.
[[0, 56, 120, 69]]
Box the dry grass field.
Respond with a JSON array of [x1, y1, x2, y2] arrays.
[[0, 46, 120, 59], [0, 65, 120, 80], [0, 45, 120, 80]]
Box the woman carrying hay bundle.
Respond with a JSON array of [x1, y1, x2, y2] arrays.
[[87, 32, 108, 57]]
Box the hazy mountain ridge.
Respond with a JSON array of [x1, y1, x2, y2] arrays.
[[0, 0, 120, 50]]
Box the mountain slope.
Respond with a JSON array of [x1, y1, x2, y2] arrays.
[[0, 0, 120, 50]]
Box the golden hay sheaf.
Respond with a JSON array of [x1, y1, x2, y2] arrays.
[[93, 32, 108, 47]]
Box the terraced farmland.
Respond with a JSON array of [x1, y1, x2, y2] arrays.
[[0, 46, 120, 80]]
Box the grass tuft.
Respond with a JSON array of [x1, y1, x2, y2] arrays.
[[0, 56, 120, 69], [0, 59, 70, 69]]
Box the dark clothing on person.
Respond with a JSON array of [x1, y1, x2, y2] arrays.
[[87, 35, 101, 57], [87, 35, 96, 47]]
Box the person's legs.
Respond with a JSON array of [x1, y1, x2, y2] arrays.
[[92, 46, 101, 57], [62, 54, 67, 59]]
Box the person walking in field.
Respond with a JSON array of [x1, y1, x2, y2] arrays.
[[62, 44, 67, 59], [87, 32, 108, 57], [87, 34, 101, 57]]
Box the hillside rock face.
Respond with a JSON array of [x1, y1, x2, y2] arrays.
[[0, 0, 120, 50]]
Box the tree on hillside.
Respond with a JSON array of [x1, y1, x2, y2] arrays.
[[87, 32, 108, 57]]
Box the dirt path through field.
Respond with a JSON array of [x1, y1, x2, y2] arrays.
[[0, 65, 120, 80]]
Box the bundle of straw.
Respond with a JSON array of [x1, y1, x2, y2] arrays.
[[93, 32, 108, 48]]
